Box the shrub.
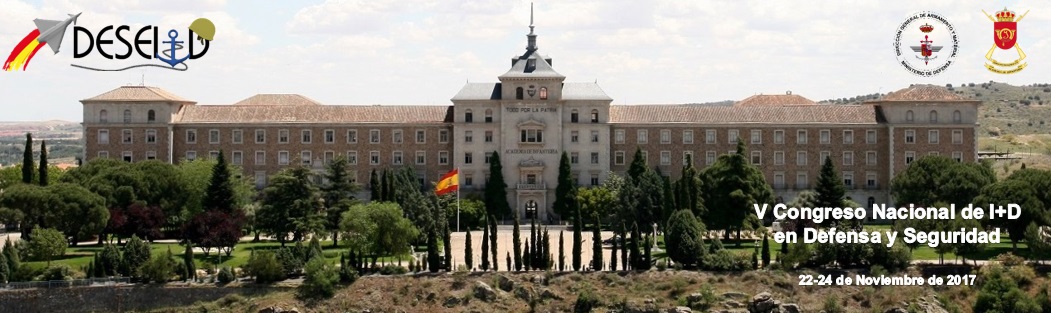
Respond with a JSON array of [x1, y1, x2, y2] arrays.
[[378, 265, 408, 275], [974, 269, 1041, 312], [574, 289, 600, 313], [275, 247, 303, 276], [140, 253, 177, 284], [665, 210, 706, 269], [686, 284, 718, 311], [39, 265, 74, 281], [217, 267, 235, 284], [300, 257, 339, 299], [121, 235, 151, 278], [822, 294, 844, 313], [869, 240, 911, 272], [702, 250, 751, 271], [995, 252, 1026, 266], [245, 251, 285, 283], [339, 262, 359, 284], [28, 227, 67, 265]]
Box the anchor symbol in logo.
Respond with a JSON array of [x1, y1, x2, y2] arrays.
[[155, 29, 190, 68]]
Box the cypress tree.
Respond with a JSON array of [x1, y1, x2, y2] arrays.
[[4, 239, 21, 277], [203, 150, 236, 213], [628, 147, 646, 181], [22, 133, 33, 183], [38, 140, 48, 186], [465, 227, 474, 270], [630, 223, 641, 270], [530, 216, 538, 270], [93, 252, 103, 278], [481, 215, 490, 271], [443, 220, 452, 271], [523, 239, 531, 270], [558, 231, 565, 271], [513, 214, 522, 271], [427, 223, 440, 273], [505, 252, 511, 273], [761, 233, 771, 268], [610, 232, 618, 271], [489, 214, 498, 271], [814, 156, 846, 227], [592, 214, 603, 271], [553, 151, 574, 219], [484, 151, 510, 218], [369, 169, 381, 201], [184, 244, 196, 281], [0, 252, 9, 282], [382, 170, 392, 202], [643, 235, 652, 270], [572, 203, 582, 271], [620, 223, 628, 270], [542, 227, 551, 270], [752, 246, 759, 270]]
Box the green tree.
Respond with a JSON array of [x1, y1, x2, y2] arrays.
[[572, 203, 582, 271], [1026, 223, 1051, 263], [3, 239, 18, 278], [627, 148, 647, 181], [558, 230, 565, 271], [665, 210, 706, 269], [99, 243, 120, 276], [484, 151, 510, 218], [553, 151, 575, 219], [891, 156, 995, 207], [629, 223, 641, 270], [0, 251, 8, 283], [814, 156, 846, 210], [121, 235, 151, 278], [465, 227, 474, 270], [183, 152, 248, 255], [973, 180, 1045, 250], [677, 154, 703, 219], [591, 214, 602, 271], [610, 229, 618, 271], [28, 227, 67, 266], [489, 214, 498, 271], [202, 151, 236, 213], [183, 244, 196, 281], [300, 257, 339, 299], [340, 202, 419, 265], [38, 140, 48, 186], [258, 166, 327, 245], [576, 186, 615, 222], [481, 214, 490, 271], [22, 133, 33, 184], [702, 140, 773, 243], [323, 156, 359, 247], [369, 169, 381, 201], [513, 214, 522, 271], [140, 248, 176, 284], [47, 183, 109, 244], [761, 233, 771, 268]]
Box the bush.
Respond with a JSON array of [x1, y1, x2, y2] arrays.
[[995, 252, 1026, 266], [378, 265, 408, 275], [339, 263, 359, 284], [139, 253, 177, 284], [121, 235, 151, 278], [574, 289, 600, 313], [869, 240, 911, 272], [665, 210, 706, 269], [822, 294, 844, 313], [39, 265, 74, 281], [781, 242, 813, 269], [245, 251, 285, 284], [28, 227, 68, 265], [275, 247, 303, 276], [300, 257, 339, 299], [702, 250, 751, 271], [217, 267, 235, 284], [974, 269, 1041, 312], [686, 284, 718, 311]]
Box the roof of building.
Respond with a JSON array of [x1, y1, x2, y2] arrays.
[[873, 84, 970, 102], [499, 50, 564, 79], [735, 93, 816, 106], [81, 86, 193, 103], [452, 83, 502, 101], [563, 82, 612, 101], [177, 105, 453, 124], [609, 104, 878, 124], [233, 94, 322, 106]]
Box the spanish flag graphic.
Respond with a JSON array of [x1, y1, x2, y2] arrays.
[[435, 168, 460, 195]]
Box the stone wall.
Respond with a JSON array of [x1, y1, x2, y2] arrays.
[[0, 286, 279, 313]]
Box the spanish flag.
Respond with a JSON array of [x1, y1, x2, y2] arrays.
[[435, 168, 460, 195]]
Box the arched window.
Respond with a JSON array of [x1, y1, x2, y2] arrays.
[[590, 109, 599, 123], [929, 110, 938, 123], [571, 109, 579, 123], [123, 109, 132, 123], [484, 109, 493, 123], [464, 109, 473, 123], [99, 110, 108, 123], [905, 110, 914, 122], [539, 87, 548, 100], [952, 110, 961, 123], [147, 110, 156, 123], [516, 87, 524, 100]]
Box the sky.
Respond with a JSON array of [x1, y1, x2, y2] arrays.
[[0, 0, 1047, 122]]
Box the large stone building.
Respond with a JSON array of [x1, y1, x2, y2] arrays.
[[80, 22, 979, 221]]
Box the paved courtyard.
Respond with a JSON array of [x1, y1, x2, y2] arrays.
[[444, 226, 636, 271]]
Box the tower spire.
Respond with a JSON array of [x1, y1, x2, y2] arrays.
[[526, 2, 537, 51]]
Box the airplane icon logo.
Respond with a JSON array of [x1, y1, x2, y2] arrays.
[[3, 12, 81, 71]]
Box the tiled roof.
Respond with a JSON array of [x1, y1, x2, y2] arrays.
[[877, 84, 966, 101], [452, 83, 501, 101], [82, 86, 192, 103], [609, 105, 877, 124], [563, 82, 612, 101], [735, 94, 816, 106], [178, 105, 453, 124], [233, 94, 321, 106]]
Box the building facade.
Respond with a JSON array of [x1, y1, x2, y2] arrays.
[[81, 24, 979, 221]]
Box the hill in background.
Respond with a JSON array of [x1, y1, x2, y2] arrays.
[[0, 121, 82, 167]]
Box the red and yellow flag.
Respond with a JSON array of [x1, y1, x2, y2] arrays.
[[435, 168, 460, 195]]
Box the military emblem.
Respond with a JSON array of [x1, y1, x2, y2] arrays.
[[983, 8, 1028, 74], [893, 11, 958, 77]]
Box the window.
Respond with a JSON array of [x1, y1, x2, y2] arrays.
[[278, 129, 289, 143], [209, 151, 219, 159], [392, 130, 403, 144], [615, 130, 624, 144], [904, 130, 915, 143], [773, 172, 785, 189], [683, 151, 694, 165], [571, 152, 579, 164], [928, 130, 939, 144], [774, 151, 784, 165], [591, 131, 599, 143], [146, 151, 157, 160], [464, 174, 474, 187], [254, 151, 265, 165], [209, 129, 220, 144], [866, 172, 877, 188], [255, 130, 266, 143], [843, 172, 854, 189], [796, 172, 808, 189], [147, 110, 155, 123], [465, 109, 473, 123], [751, 151, 762, 165], [301, 151, 313, 165], [278, 151, 290, 165], [392, 151, 403, 165], [929, 110, 938, 123], [571, 131, 579, 143], [515, 87, 523, 100], [614, 151, 625, 165], [416, 151, 426, 165], [370, 151, 380, 165], [347, 151, 358, 165], [300, 130, 312, 143], [484, 152, 493, 164], [819, 129, 830, 144], [905, 151, 916, 164], [415, 130, 426, 143], [186, 151, 198, 161], [843, 130, 854, 144], [591, 152, 600, 164], [751, 130, 762, 144], [660, 130, 671, 144], [122, 129, 133, 143], [465, 131, 474, 143], [705, 130, 716, 144], [590, 173, 600, 186], [797, 130, 807, 144], [796, 151, 807, 166], [637, 130, 648, 144], [906, 110, 914, 122], [123, 110, 132, 123], [123, 151, 133, 162], [539, 87, 548, 100], [93, 150, 106, 158], [953, 110, 962, 123], [571, 110, 579, 123], [439, 129, 449, 143], [323, 130, 335, 143], [438, 151, 449, 165], [464, 152, 473, 164], [928, 151, 939, 156], [232, 129, 243, 144], [773, 130, 784, 144], [952, 130, 963, 144], [255, 171, 267, 189], [728, 129, 739, 143], [866, 130, 876, 144], [99, 110, 108, 123], [146, 129, 156, 143], [324, 151, 335, 165], [866, 151, 877, 165], [590, 109, 599, 123], [952, 151, 963, 162], [843, 151, 854, 165], [683, 130, 694, 144], [186, 129, 197, 144], [641, 151, 648, 164], [820, 151, 830, 163], [485, 131, 493, 143], [370, 130, 380, 143], [521, 129, 543, 143], [347, 130, 358, 143]]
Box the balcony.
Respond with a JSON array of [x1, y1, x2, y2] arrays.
[[517, 183, 547, 190]]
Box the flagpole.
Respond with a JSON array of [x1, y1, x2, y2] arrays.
[[456, 167, 461, 232]]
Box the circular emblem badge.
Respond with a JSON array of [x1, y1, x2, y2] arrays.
[[893, 11, 959, 77]]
